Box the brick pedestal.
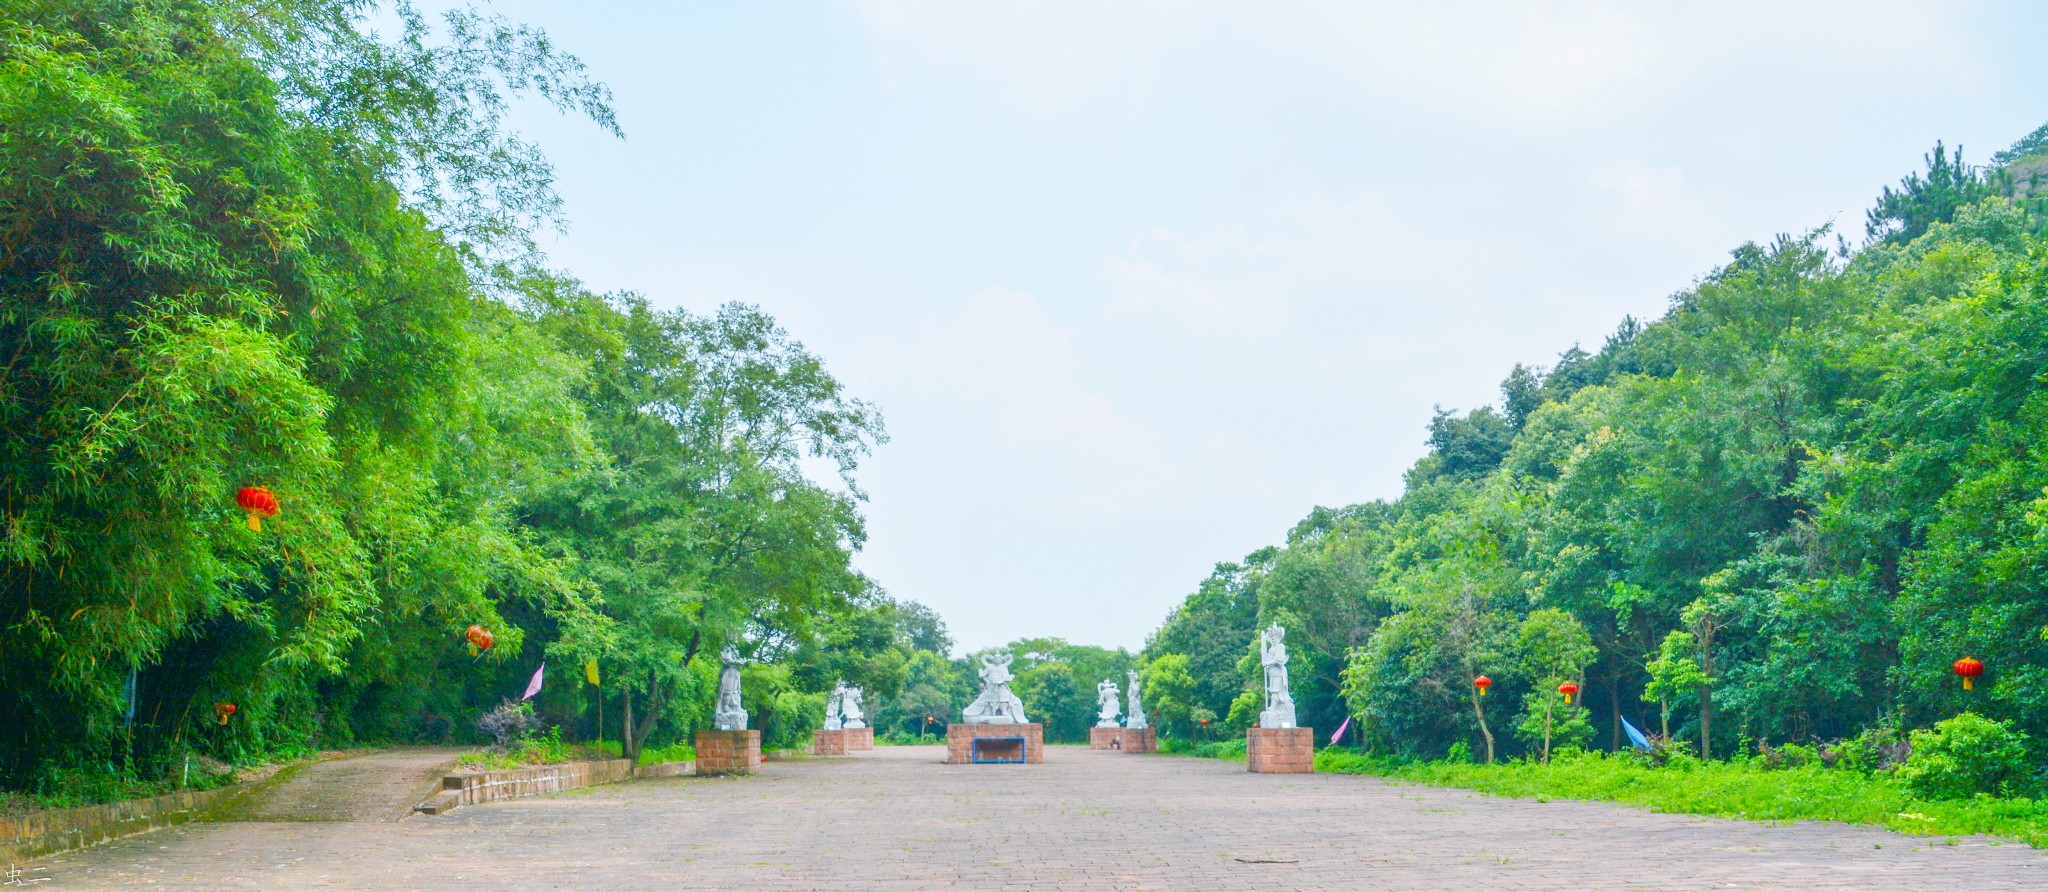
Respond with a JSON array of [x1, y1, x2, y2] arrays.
[[946, 723, 1044, 764], [1247, 727, 1314, 774], [813, 728, 852, 755], [695, 729, 763, 776], [846, 726, 874, 750], [1090, 726, 1123, 750], [1119, 727, 1158, 754]]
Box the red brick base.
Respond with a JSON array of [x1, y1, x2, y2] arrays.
[[946, 723, 1044, 764], [695, 729, 763, 776], [1247, 727, 1314, 774], [1119, 727, 1157, 754], [1090, 726, 1122, 750], [847, 726, 874, 750], [813, 728, 852, 755]]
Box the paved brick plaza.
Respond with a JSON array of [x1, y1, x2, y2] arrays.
[[37, 745, 2048, 890]]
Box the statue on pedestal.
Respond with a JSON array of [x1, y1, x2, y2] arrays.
[[841, 684, 866, 729], [1125, 668, 1148, 730], [1259, 624, 1296, 729], [1095, 678, 1122, 728], [961, 652, 1029, 724], [823, 680, 845, 731], [714, 645, 748, 731]]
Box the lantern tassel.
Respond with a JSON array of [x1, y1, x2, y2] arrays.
[[217, 713, 229, 726], [1964, 677, 1974, 691], [1478, 688, 1486, 697], [247, 513, 262, 532]]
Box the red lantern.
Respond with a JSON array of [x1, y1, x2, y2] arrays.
[[1474, 675, 1492, 697], [465, 624, 494, 656], [214, 702, 237, 725], [1953, 657, 1984, 691], [1558, 681, 1580, 705], [235, 486, 279, 532]]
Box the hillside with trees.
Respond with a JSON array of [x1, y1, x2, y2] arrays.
[[1141, 129, 2048, 774], [0, 0, 956, 800]]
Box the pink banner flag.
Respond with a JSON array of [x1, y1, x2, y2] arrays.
[[522, 662, 545, 701], [1330, 716, 1351, 746]]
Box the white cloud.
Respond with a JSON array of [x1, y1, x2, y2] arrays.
[[847, 288, 1273, 523], [839, 1, 1979, 127]]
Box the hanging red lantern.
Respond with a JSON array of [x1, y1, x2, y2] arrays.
[[1474, 675, 1492, 697], [214, 702, 237, 725], [1953, 657, 1984, 691], [235, 486, 279, 532], [1558, 681, 1580, 705], [465, 624, 494, 656]]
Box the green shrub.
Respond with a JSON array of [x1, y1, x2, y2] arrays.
[[1193, 738, 1247, 760], [636, 741, 695, 766], [1898, 713, 2034, 800], [1836, 724, 1911, 774]]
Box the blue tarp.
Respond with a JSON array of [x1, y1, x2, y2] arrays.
[[1621, 715, 1654, 751]]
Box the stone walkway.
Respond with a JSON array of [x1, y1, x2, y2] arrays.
[[33, 745, 2048, 890], [214, 747, 468, 823]]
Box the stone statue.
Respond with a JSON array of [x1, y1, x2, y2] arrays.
[[1125, 668, 1148, 730], [960, 652, 1029, 724], [1095, 678, 1122, 728], [1259, 624, 1296, 729], [714, 645, 748, 731], [841, 685, 867, 730], [823, 680, 845, 731]]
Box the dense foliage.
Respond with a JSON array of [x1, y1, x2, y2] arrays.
[[0, 0, 933, 798], [1142, 126, 2048, 779]]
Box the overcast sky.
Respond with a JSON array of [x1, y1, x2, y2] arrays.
[[460, 1, 2048, 654]]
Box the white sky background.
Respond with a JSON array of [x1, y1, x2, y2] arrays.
[[453, 1, 2048, 654]]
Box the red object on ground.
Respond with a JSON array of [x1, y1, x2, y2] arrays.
[[235, 487, 279, 531], [214, 702, 236, 725], [1558, 681, 1580, 704], [1954, 657, 1984, 691], [1474, 675, 1492, 697], [465, 624, 494, 654]]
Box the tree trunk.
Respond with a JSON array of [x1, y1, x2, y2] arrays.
[[1608, 682, 1621, 751], [1471, 687, 1495, 764], [1541, 696, 1554, 763], [1659, 697, 1669, 740], [622, 686, 636, 765]]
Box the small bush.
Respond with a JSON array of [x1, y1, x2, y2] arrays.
[[1193, 738, 1247, 760], [476, 700, 540, 749], [1898, 713, 2033, 800], [1757, 742, 1820, 770], [637, 741, 695, 765], [1837, 724, 1912, 774], [1447, 741, 1473, 764]]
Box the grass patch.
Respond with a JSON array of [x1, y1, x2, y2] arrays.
[[637, 741, 695, 766], [1314, 749, 2048, 846]]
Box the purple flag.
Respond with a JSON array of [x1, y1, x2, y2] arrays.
[[521, 662, 545, 701], [1330, 716, 1351, 746]]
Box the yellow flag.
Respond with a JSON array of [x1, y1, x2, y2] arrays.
[[584, 658, 600, 686]]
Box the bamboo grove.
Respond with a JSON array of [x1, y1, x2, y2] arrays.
[[0, 0, 943, 795]]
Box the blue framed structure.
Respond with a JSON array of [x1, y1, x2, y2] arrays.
[[971, 736, 1028, 764]]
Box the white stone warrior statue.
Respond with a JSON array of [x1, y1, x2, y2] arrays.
[[1125, 668, 1148, 730], [823, 680, 845, 731], [961, 652, 1030, 724], [714, 645, 748, 731], [1095, 678, 1122, 728], [1259, 623, 1297, 729], [840, 685, 867, 730]]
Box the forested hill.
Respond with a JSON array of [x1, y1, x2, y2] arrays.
[[1140, 127, 2048, 762]]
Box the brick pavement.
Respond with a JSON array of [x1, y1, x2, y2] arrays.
[[32, 745, 2048, 890]]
